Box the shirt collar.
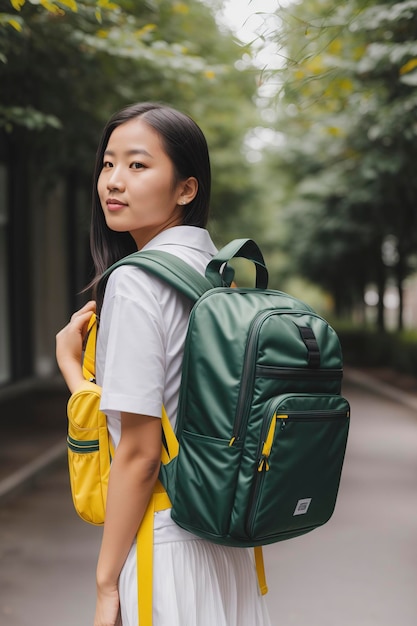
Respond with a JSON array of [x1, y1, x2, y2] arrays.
[[142, 226, 217, 256]]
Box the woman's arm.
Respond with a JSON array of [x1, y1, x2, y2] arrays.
[[94, 411, 162, 626], [56, 300, 96, 393]]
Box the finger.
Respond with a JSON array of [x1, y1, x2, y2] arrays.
[[57, 305, 95, 340], [83, 300, 96, 311], [70, 303, 97, 325], [71, 301, 96, 320], [69, 309, 94, 328]]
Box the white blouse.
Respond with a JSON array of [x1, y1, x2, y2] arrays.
[[96, 225, 217, 444]]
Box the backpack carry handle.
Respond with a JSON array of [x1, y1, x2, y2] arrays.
[[205, 239, 269, 289]]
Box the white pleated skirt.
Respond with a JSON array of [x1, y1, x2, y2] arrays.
[[119, 510, 272, 626]]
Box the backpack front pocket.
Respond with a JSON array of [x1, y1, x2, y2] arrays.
[[172, 429, 243, 541], [246, 393, 350, 543]]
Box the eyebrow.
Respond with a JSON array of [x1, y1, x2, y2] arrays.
[[104, 148, 153, 158]]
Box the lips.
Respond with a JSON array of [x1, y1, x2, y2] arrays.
[[106, 198, 127, 212]]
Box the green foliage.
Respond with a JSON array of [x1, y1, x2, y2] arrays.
[[261, 0, 417, 330], [336, 323, 417, 377], [0, 105, 62, 130], [0, 0, 260, 238]]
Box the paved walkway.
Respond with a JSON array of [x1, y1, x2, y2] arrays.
[[0, 372, 416, 625], [0, 378, 68, 501]]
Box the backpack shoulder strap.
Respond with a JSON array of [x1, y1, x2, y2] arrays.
[[100, 250, 214, 303]]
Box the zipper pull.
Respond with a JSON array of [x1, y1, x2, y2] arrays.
[[277, 413, 288, 430], [258, 413, 279, 471], [258, 455, 270, 472]]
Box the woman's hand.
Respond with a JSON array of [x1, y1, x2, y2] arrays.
[[56, 300, 96, 393], [94, 584, 121, 626]]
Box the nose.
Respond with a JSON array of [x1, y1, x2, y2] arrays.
[[106, 167, 125, 192]]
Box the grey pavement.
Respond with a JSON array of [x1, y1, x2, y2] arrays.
[[0, 460, 101, 626], [265, 377, 417, 626], [0, 372, 417, 625], [0, 377, 69, 501]]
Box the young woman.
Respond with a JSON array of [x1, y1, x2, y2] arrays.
[[56, 102, 272, 626]]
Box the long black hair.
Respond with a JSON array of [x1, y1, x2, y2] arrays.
[[90, 102, 211, 285]]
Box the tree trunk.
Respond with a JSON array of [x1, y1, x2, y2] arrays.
[[396, 253, 405, 332], [376, 260, 385, 332]]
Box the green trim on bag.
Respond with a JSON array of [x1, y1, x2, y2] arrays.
[[67, 435, 99, 454]]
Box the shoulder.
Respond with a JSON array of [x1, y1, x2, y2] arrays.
[[104, 265, 158, 303], [103, 261, 189, 324], [100, 265, 167, 340]]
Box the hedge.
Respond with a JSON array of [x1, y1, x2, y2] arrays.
[[334, 324, 417, 376]]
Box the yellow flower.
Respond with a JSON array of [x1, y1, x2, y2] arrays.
[[39, 1, 64, 15], [327, 126, 342, 137], [10, 0, 25, 11], [173, 2, 189, 15], [8, 18, 23, 31], [135, 23, 157, 38], [400, 58, 417, 76], [98, 0, 120, 9], [328, 39, 342, 55]]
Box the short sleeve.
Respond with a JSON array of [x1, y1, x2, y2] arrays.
[[97, 266, 166, 418]]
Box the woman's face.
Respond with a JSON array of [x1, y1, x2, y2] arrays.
[[97, 118, 190, 249]]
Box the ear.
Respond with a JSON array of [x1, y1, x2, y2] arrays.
[[177, 177, 198, 206]]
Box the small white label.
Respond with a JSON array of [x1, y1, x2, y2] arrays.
[[293, 498, 312, 516]]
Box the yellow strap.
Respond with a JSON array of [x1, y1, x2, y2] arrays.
[[161, 406, 179, 461], [254, 546, 268, 595], [137, 480, 172, 626], [82, 313, 97, 381], [136, 409, 178, 625]]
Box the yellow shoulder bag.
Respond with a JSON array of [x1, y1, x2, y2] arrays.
[[66, 313, 173, 625], [66, 313, 113, 525]]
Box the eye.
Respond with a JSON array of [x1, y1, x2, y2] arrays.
[[130, 162, 145, 170], [102, 161, 113, 169]]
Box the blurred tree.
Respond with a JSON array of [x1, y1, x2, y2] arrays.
[[0, 0, 260, 259], [262, 0, 417, 330]]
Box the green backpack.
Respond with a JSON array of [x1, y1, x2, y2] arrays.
[[101, 238, 350, 548]]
